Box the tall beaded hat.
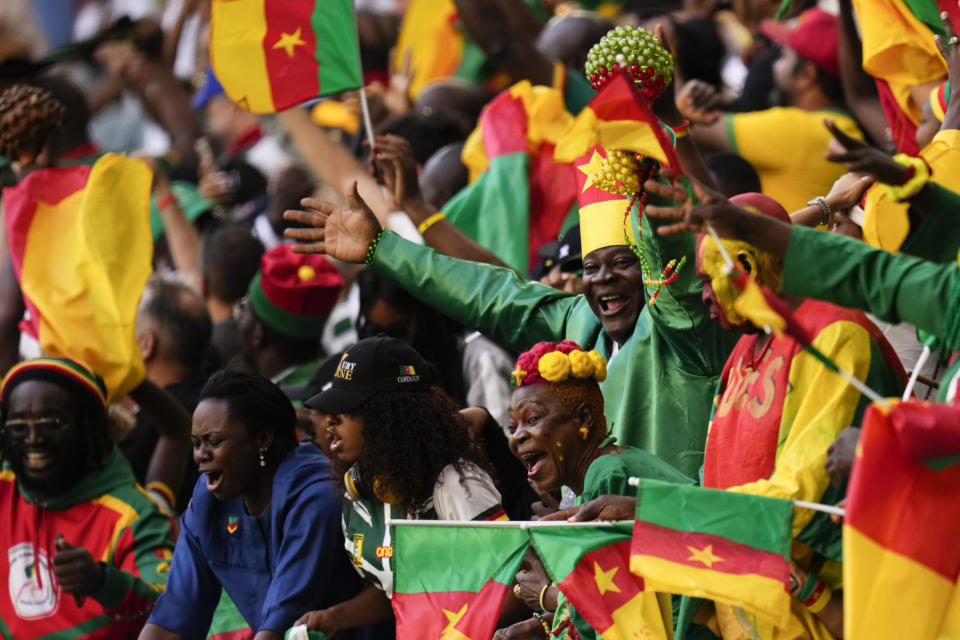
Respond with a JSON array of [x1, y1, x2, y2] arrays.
[[556, 26, 687, 305]]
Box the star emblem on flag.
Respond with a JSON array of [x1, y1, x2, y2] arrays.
[[576, 150, 606, 193], [686, 544, 723, 568], [441, 602, 470, 639], [273, 27, 306, 58], [593, 561, 622, 595]]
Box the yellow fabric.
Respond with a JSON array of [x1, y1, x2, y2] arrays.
[[862, 128, 960, 251], [92, 493, 141, 563], [554, 106, 671, 166], [732, 276, 787, 336], [728, 320, 873, 537], [461, 80, 574, 183], [630, 555, 790, 628], [843, 526, 955, 639], [394, 0, 463, 98], [310, 100, 359, 134], [852, 0, 946, 125], [210, 0, 272, 113], [578, 199, 635, 257], [713, 598, 834, 640], [727, 108, 863, 213], [603, 590, 672, 640], [20, 154, 152, 399]]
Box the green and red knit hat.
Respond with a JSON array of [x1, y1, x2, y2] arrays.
[[248, 244, 344, 339], [1, 357, 107, 413]]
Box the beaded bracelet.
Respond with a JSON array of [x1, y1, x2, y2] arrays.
[[417, 212, 446, 235], [532, 611, 551, 638], [881, 154, 931, 202], [364, 229, 385, 266]]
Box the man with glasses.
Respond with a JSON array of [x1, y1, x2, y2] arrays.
[[0, 357, 175, 638], [233, 245, 345, 394]]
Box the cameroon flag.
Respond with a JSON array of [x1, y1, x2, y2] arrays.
[[445, 80, 578, 273], [554, 71, 681, 173], [392, 524, 529, 640], [210, 0, 362, 114], [844, 401, 960, 639], [2, 154, 153, 399], [630, 479, 794, 628], [531, 522, 673, 640]]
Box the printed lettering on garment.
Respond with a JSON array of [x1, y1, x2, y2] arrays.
[[8, 543, 60, 620], [715, 351, 786, 420]]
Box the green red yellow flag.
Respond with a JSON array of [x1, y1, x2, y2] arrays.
[[531, 522, 673, 640], [630, 479, 794, 628], [2, 153, 153, 399], [210, 0, 362, 114], [392, 524, 529, 640], [843, 401, 960, 639], [444, 80, 578, 273], [554, 71, 680, 172]]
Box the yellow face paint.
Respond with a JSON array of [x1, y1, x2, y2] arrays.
[[697, 236, 784, 329]]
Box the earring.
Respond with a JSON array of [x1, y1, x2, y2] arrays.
[[579, 427, 589, 440], [258, 448, 266, 468]]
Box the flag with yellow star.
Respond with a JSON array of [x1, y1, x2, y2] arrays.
[[629, 479, 794, 628], [442, 79, 579, 273], [531, 522, 673, 640], [392, 524, 529, 640], [210, 0, 362, 113]]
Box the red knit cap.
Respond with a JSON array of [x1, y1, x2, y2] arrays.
[[249, 245, 344, 339]]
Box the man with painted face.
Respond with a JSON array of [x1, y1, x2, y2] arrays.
[[0, 357, 175, 639], [661, 192, 906, 639], [284, 166, 737, 478]]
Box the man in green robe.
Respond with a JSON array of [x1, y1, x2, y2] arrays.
[[284, 181, 736, 478]]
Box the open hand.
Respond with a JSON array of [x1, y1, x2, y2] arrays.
[[374, 134, 423, 211], [643, 170, 740, 237], [675, 79, 722, 124], [53, 535, 104, 597], [283, 182, 383, 261], [824, 119, 908, 185], [935, 8, 960, 92]]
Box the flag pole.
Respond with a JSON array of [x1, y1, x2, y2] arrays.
[[626, 478, 846, 517], [705, 223, 734, 269], [387, 519, 622, 528], [351, 4, 378, 154], [902, 344, 932, 401]]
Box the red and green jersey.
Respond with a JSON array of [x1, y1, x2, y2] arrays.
[[0, 449, 175, 639], [392, 524, 528, 640], [532, 522, 673, 640], [706, 298, 905, 552]]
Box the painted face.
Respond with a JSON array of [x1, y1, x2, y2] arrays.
[[582, 246, 646, 345], [507, 384, 587, 492], [696, 236, 747, 331], [326, 413, 365, 464], [192, 399, 266, 502], [3, 380, 86, 498]]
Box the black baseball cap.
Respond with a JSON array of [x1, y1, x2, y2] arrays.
[[304, 336, 435, 414]]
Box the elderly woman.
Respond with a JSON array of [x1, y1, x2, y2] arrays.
[[139, 370, 366, 640], [296, 335, 507, 636], [498, 340, 691, 640]]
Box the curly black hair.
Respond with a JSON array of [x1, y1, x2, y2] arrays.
[[336, 388, 491, 514]]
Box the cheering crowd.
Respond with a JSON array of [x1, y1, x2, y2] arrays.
[[1, 0, 959, 638]]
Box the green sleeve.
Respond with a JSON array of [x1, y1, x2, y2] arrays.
[[372, 231, 589, 352], [901, 182, 960, 263], [782, 225, 958, 337]]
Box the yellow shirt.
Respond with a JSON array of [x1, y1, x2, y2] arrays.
[[726, 107, 864, 212]]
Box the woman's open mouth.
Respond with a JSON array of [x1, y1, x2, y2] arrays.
[[520, 451, 547, 479], [205, 470, 223, 492]]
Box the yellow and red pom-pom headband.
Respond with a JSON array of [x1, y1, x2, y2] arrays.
[[511, 340, 607, 388]]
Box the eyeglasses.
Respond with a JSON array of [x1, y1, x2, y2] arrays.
[[232, 295, 249, 321], [4, 417, 68, 438]]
